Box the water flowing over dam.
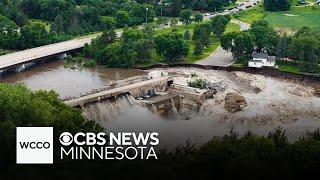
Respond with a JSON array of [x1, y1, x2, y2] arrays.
[[2, 60, 320, 146], [79, 67, 320, 147]]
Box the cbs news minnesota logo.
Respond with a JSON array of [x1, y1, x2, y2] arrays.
[[16, 127, 53, 164]]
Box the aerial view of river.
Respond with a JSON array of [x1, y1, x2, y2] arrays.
[[0, 59, 144, 98], [1, 60, 320, 147]]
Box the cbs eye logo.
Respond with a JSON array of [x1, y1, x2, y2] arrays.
[[59, 132, 73, 146]]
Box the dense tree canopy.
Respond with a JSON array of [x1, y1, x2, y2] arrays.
[[211, 15, 230, 38], [249, 20, 279, 54], [264, 0, 291, 11], [289, 27, 320, 73], [155, 33, 189, 61], [180, 9, 193, 25], [0, 84, 102, 169], [221, 31, 254, 61]]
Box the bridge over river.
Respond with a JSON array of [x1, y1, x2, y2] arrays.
[[64, 76, 174, 107], [0, 36, 95, 70]]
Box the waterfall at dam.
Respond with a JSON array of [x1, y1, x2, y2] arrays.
[[82, 95, 182, 122], [82, 96, 135, 122]]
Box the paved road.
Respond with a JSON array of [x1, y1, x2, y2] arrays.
[[203, 0, 260, 20], [196, 0, 257, 66], [195, 20, 250, 66], [0, 36, 95, 70]]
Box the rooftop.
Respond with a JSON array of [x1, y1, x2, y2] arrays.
[[252, 52, 268, 59]]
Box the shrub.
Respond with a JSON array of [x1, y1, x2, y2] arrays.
[[188, 78, 207, 89], [83, 60, 97, 68]]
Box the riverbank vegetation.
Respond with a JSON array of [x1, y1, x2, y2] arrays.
[[0, 84, 102, 170], [222, 19, 320, 74]]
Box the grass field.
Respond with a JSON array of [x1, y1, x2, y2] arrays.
[[276, 60, 301, 74], [265, 6, 320, 33], [233, 5, 320, 33], [232, 6, 267, 24]]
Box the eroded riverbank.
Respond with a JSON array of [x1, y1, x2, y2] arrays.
[[82, 67, 320, 147]]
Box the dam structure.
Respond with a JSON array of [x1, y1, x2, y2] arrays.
[[64, 76, 174, 107]]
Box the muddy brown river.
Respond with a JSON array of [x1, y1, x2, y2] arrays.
[[0, 59, 144, 98], [1, 60, 320, 147]]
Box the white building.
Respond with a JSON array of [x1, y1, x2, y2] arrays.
[[248, 53, 276, 68]]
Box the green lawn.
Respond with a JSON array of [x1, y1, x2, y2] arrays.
[[225, 22, 241, 34], [276, 60, 302, 74], [276, 60, 320, 75], [233, 5, 320, 34], [30, 19, 51, 32], [232, 6, 267, 24], [265, 6, 320, 33]]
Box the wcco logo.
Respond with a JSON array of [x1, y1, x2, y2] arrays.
[[16, 127, 53, 164]]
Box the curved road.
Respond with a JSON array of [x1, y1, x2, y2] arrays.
[[195, 20, 250, 66]]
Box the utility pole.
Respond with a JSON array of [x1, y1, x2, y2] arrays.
[[146, 7, 149, 24]]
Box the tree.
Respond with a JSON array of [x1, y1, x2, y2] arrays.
[[192, 23, 212, 51], [184, 30, 191, 40], [97, 42, 137, 68], [223, 31, 254, 61], [276, 35, 289, 61], [171, 0, 183, 17], [193, 40, 204, 56], [51, 15, 64, 34], [194, 12, 203, 22], [20, 23, 49, 49], [250, 20, 279, 53], [289, 27, 320, 73], [194, 0, 208, 11], [98, 29, 117, 45], [115, 11, 130, 28], [0, 84, 102, 167], [0, 15, 20, 49], [221, 32, 236, 52], [179, 9, 193, 26], [155, 33, 189, 61], [264, 0, 291, 11], [211, 15, 229, 38], [100, 16, 116, 30], [122, 29, 152, 62]]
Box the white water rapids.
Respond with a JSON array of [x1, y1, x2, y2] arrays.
[[82, 68, 320, 148]]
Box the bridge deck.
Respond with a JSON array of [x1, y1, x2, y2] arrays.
[[0, 37, 94, 69], [64, 76, 172, 107]]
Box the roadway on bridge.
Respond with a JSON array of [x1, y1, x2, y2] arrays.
[[0, 36, 94, 70]]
